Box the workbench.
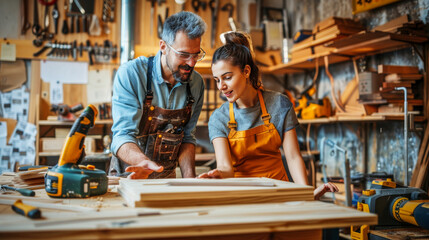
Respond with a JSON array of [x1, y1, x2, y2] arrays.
[[0, 183, 377, 240]]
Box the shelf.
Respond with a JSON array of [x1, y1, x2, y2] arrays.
[[38, 119, 113, 126], [298, 113, 425, 124], [262, 31, 428, 75]]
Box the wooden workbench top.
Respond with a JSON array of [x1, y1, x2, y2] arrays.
[[0, 185, 377, 240]]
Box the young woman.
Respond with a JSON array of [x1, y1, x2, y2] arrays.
[[198, 39, 337, 200]]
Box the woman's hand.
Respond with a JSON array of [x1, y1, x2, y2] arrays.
[[313, 182, 339, 200], [197, 169, 224, 179]]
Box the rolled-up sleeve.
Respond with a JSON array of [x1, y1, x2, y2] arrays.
[[111, 62, 146, 155]]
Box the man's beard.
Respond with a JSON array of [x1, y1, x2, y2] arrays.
[[167, 59, 194, 83]]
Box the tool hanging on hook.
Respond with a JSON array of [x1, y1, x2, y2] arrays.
[[220, 3, 237, 31], [209, 0, 219, 48], [157, 7, 169, 39]]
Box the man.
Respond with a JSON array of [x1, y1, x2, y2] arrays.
[[109, 11, 207, 179]]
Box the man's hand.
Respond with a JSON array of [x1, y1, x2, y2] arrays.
[[197, 169, 223, 179], [125, 160, 164, 179], [313, 182, 339, 200]]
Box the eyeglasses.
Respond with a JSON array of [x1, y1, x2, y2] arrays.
[[166, 43, 205, 62]]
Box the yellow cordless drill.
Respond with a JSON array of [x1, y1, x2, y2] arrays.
[[45, 105, 108, 198]]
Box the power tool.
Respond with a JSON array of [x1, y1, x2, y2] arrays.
[[351, 179, 429, 240], [294, 86, 332, 119], [45, 104, 108, 198], [50, 103, 84, 121]]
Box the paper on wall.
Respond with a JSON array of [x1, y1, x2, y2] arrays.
[[0, 145, 13, 173], [18, 88, 29, 122], [23, 122, 37, 141], [50, 80, 63, 104], [0, 43, 16, 61], [0, 121, 6, 146], [40, 60, 88, 84], [87, 69, 112, 104], [0, 91, 13, 119]]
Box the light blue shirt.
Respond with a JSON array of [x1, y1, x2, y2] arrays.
[[111, 51, 205, 155]]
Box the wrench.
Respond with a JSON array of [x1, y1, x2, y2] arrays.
[[209, 0, 219, 48], [32, 0, 42, 36]]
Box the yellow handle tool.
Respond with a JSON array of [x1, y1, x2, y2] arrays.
[[11, 200, 41, 219]]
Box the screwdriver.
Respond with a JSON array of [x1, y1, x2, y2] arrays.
[[11, 200, 42, 219], [1, 185, 35, 197]]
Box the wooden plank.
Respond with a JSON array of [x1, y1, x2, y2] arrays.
[[411, 125, 429, 187], [372, 15, 409, 32], [119, 178, 314, 208], [292, 32, 348, 53], [382, 82, 414, 88], [313, 17, 363, 34], [0, 201, 377, 239], [385, 73, 423, 82], [28, 60, 41, 125], [378, 65, 419, 74]]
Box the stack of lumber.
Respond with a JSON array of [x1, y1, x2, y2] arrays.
[[327, 15, 428, 56], [11, 168, 46, 190], [291, 17, 365, 60], [372, 15, 426, 37], [118, 178, 314, 208], [377, 64, 423, 111]]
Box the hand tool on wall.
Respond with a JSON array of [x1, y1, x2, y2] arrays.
[[45, 40, 58, 57], [70, 15, 75, 33], [45, 105, 108, 198], [73, 0, 86, 14], [220, 3, 237, 31], [102, 0, 115, 22], [209, 0, 219, 48], [192, 0, 207, 12], [43, 4, 51, 34], [52, 1, 59, 34], [61, 0, 69, 34], [21, 0, 31, 35], [12, 200, 42, 219], [157, 7, 169, 39], [72, 40, 77, 60], [148, 0, 156, 36], [76, 15, 81, 33], [79, 42, 84, 57], [32, 0, 42, 36], [1, 185, 35, 196], [89, 14, 101, 36], [86, 40, 95, 65], [83, 15, 88, 33]]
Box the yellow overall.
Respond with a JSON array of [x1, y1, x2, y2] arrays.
[[227, 90, 289, 181]]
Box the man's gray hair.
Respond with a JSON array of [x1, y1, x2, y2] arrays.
[[161, 11, 206, 45]]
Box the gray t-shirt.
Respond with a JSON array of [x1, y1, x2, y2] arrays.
[[209, 89, 299, 142]]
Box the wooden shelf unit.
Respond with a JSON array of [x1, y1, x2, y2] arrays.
[[262, 31, 428, 75]]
